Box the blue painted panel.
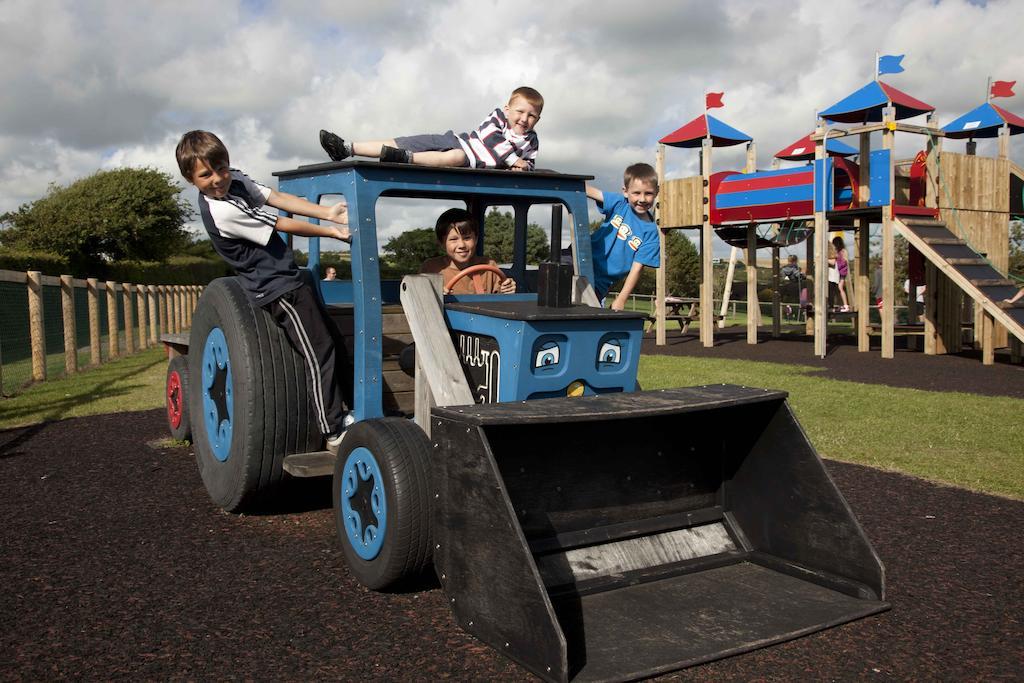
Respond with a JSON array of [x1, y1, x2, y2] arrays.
[[715, 184, 814, 209], [346, 183, 384, 421], [868, 149, 891, 207], [719, 166, 809, 185], [812, 158, 833, 211], [446, 293, 536, 304], [319, 280, 402, 305], [275, 163, 597, 425], [444, 310, 642, 402]]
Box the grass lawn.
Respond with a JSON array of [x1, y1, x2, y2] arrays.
[[639, 355, 1023, 500], [2, 345, 1019, 501], [0, 347, 166, 431], [1, 333, 138, 396]]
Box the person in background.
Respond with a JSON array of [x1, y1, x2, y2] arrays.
[[781, 255, 803, 319], [323, 266, 337, 281], [830, 236, 850, 312]]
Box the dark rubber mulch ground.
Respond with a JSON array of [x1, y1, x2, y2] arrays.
[[2, 330, 1022, 682]]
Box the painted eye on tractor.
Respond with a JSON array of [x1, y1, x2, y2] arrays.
[[534, 340, 561, 368], [598, 340, 622, 365]]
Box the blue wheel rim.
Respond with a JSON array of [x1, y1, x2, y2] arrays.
[[340, 446, 387, 560], [201, 327, 233, 463]]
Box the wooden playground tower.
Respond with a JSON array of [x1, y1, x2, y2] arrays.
[[654, 80, 1024, 364]]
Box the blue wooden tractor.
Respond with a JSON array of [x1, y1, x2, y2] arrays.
[[163, 161, 887, 681]]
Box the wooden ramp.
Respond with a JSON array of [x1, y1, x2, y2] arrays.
[[894, 217, 1024, 346]]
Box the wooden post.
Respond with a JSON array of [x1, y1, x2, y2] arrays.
[[179, 286, 187, 331], [171, 286, 181, 334], [106, 282, 120, 359], [87, 278, 101, 366], [856, 219, 870, 351], [61, 275, 77, 375], [158, 285, 168, 338], [925, 114, 940, 209], [185, 286, 194, 329], [771, 246, 781, 338], [745, 141, 757, 173], [813, 122, 828, 357], [180, 286, 188, 332], [858, 131, 871, 206], [998, 124, 1009, 160], [700, 138, 714, 347], [136, 283, 148, 350], [122, 283, 135, 354], [747, 225, 758, 344], [718, 246, 739, 328], [924, 261, 939, 354], [655, 143, 666, 346], [881, 108, 896, 359], [982, 311, 995, 365], [924, 115, 940, 355], [147, 285, 158, 345], [27, 270, 46, 381]]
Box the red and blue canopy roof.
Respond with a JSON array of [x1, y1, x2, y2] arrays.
[[659, 114, 753, 148], [775, 133, 857, 161], [818, 80, 934, 123], [942, 102, 1024, 139]]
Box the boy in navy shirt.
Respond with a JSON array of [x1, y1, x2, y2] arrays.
[[175, 130, 352, 449], [586, 163, 661, 310]]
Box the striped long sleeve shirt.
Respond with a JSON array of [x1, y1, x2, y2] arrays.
[[458, 108, 539, 170]]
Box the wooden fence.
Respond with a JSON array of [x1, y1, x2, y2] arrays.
[[0, 268, 202, 390]]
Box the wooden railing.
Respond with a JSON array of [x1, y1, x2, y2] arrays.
[[0, 268, 202, 389]]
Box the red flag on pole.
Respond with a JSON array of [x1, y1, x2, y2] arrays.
[[991, 80, 1016, 98], [705, 92, 724, 109]]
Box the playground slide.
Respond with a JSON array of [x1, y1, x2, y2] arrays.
[[893, 217, 1024, 345]]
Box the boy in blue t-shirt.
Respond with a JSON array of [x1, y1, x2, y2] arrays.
[[586, 163, 661, 310]]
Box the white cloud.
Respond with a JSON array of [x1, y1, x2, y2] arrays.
[[1, 0, 1022, 262]]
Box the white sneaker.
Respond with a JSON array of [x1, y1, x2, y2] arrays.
[[326, 431, 345, 453]]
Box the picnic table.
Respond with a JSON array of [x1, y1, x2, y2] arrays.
[[645, 297, 704, 334]]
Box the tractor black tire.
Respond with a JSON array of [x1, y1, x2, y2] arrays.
[[188, 277, 321, 512], [165, 354, 192, 442], [332, 418, 433, 590]]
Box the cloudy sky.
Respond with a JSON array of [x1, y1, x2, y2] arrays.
[[1, 0, 1021, 257]]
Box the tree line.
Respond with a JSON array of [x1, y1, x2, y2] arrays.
[[0, 167, 702, 296]]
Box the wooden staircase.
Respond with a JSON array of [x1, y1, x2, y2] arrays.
[[894, 217, 1024, 346]]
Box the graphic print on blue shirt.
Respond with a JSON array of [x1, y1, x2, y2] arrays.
[[589, 192, 660, 298]]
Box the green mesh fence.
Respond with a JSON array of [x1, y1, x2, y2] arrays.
[[0, 279, 177, 397], [0, 281, 31, 395]]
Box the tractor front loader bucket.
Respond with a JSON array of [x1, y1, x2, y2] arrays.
[[431, 384, 888, 682]]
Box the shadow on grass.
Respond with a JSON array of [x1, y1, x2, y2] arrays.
[[0, 353, 165, 428]]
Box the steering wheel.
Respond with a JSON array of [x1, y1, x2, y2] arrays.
[[444, 264, 507, 294]]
